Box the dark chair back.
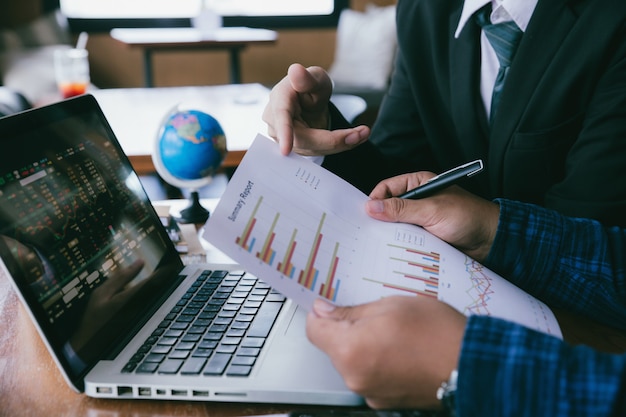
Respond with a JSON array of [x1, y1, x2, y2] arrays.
[[0, 88, 32, 118]]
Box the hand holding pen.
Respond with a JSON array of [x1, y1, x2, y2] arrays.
[[398, 160, 484, 200]]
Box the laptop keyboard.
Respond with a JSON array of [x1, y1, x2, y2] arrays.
[[122, 269, 285, 377]]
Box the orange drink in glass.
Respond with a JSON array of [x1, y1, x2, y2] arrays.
[[54, 48, 90, 99]]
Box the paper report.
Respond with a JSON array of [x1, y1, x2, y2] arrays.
[[204, 134, 562, 338]]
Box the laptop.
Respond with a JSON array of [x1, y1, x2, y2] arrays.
[[0, 94, 362, 406]]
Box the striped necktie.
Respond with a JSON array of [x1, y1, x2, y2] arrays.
[[475, 6, 523, 122]]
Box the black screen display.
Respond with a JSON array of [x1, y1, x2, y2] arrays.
[[0, 95, 184, 389]]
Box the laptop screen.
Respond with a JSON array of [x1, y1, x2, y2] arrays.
[[0, 95, 184, 390]]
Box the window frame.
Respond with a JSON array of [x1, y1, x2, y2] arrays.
[[64, 0, 349, 33]]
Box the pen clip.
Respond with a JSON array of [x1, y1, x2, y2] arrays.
[[426, 159, 483, 183], [464, 159, 484, 177]]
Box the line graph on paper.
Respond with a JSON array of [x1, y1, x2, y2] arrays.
[[462, 256, 495, 315]]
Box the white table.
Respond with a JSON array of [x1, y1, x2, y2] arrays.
[[110, 27, 278, 86], [91, 83, 269, 174]]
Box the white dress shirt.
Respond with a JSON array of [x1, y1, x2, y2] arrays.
[[455, 0, 538, 119]]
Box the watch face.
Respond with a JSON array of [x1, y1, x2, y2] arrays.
[[436, 369, 458, 417]]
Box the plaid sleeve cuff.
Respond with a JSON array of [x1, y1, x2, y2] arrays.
[[456, 315, 626, 417]]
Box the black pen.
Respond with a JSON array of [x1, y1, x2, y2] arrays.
[[398, 159, 484, 199]]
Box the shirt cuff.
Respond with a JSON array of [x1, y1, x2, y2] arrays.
[[303, 155, 325, 166]]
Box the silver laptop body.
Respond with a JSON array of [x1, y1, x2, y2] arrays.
[[0, 94, 361, 405]]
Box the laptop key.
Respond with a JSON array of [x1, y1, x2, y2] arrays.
[[144, 353, 166, 363], [231, 321, 250, 330], [237, 347, 261, 357], [216, 344, 237, 354], [151, 345, 171, 354], [203, 353, 231, 375], [170, 321, 189, 330], [247, 301, 282, 338], [203, 332, 223, 341], [192, 348, 213, 358], [199, 340, 218, 349], [231, 356, 255, 366], [241, 337, 265, 348], [180, 357, 207, 375], [226, 365, 252, 377], [158, 359, 184, 374], [182, 333, 201, 343], [226, 328, 245, 337], [136, 362, 159, 373], [164, 329, 183, 338], [176, 342, 196, 350], [157, 337, 178, 346], [169, 350, 190, 360], [221, 336, 242, 345]]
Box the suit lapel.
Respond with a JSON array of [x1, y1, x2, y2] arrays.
[[488, 0, 580, 192]]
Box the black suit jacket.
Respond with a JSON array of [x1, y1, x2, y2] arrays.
[[324, 0, 626, 226]]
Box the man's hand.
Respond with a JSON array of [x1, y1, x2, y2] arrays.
[[365, 172, 500, 262], [306, 296, 465, 410], [263, 63, 370, 156]]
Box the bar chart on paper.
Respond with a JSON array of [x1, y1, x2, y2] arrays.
[[362, 241, 441, 299], [205, 135, 562, 337], [227, 178, 364, 306]]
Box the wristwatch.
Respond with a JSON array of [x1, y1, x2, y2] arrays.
[[436, 369, 458, 417]]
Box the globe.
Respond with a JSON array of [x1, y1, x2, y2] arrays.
[[153, 108, 227, 224]]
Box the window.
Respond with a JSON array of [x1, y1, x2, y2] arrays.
[[61, 0, 348, 32]]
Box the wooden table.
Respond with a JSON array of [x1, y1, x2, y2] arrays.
[[90, 84, 270, 175], [2, 199, 626, 416], [110, 27, 278, 86]]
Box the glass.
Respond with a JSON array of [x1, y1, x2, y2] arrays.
[[54, 48, 90, 99]]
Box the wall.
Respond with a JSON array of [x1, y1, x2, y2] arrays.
[[2, 0, 396, 89], [87, 28, 337, 88], [87, 0, 396, 88]]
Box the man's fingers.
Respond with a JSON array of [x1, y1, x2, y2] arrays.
[[271, 110, 296, 155], [369, 172, 437, 200], [288, 64, 331, 95], [290, 125, 370, 156]]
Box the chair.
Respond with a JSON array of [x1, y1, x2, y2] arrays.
[[327, 4, 397, 126], [0, 87, 32, 118]]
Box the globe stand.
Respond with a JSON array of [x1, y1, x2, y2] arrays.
[[177, 191, 210, 224]]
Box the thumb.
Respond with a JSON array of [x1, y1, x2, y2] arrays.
[[288, 64, 330, 95], [311, 298, 351, 320], [306, 298, 360, 354], [366, 197, 417, 224]]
